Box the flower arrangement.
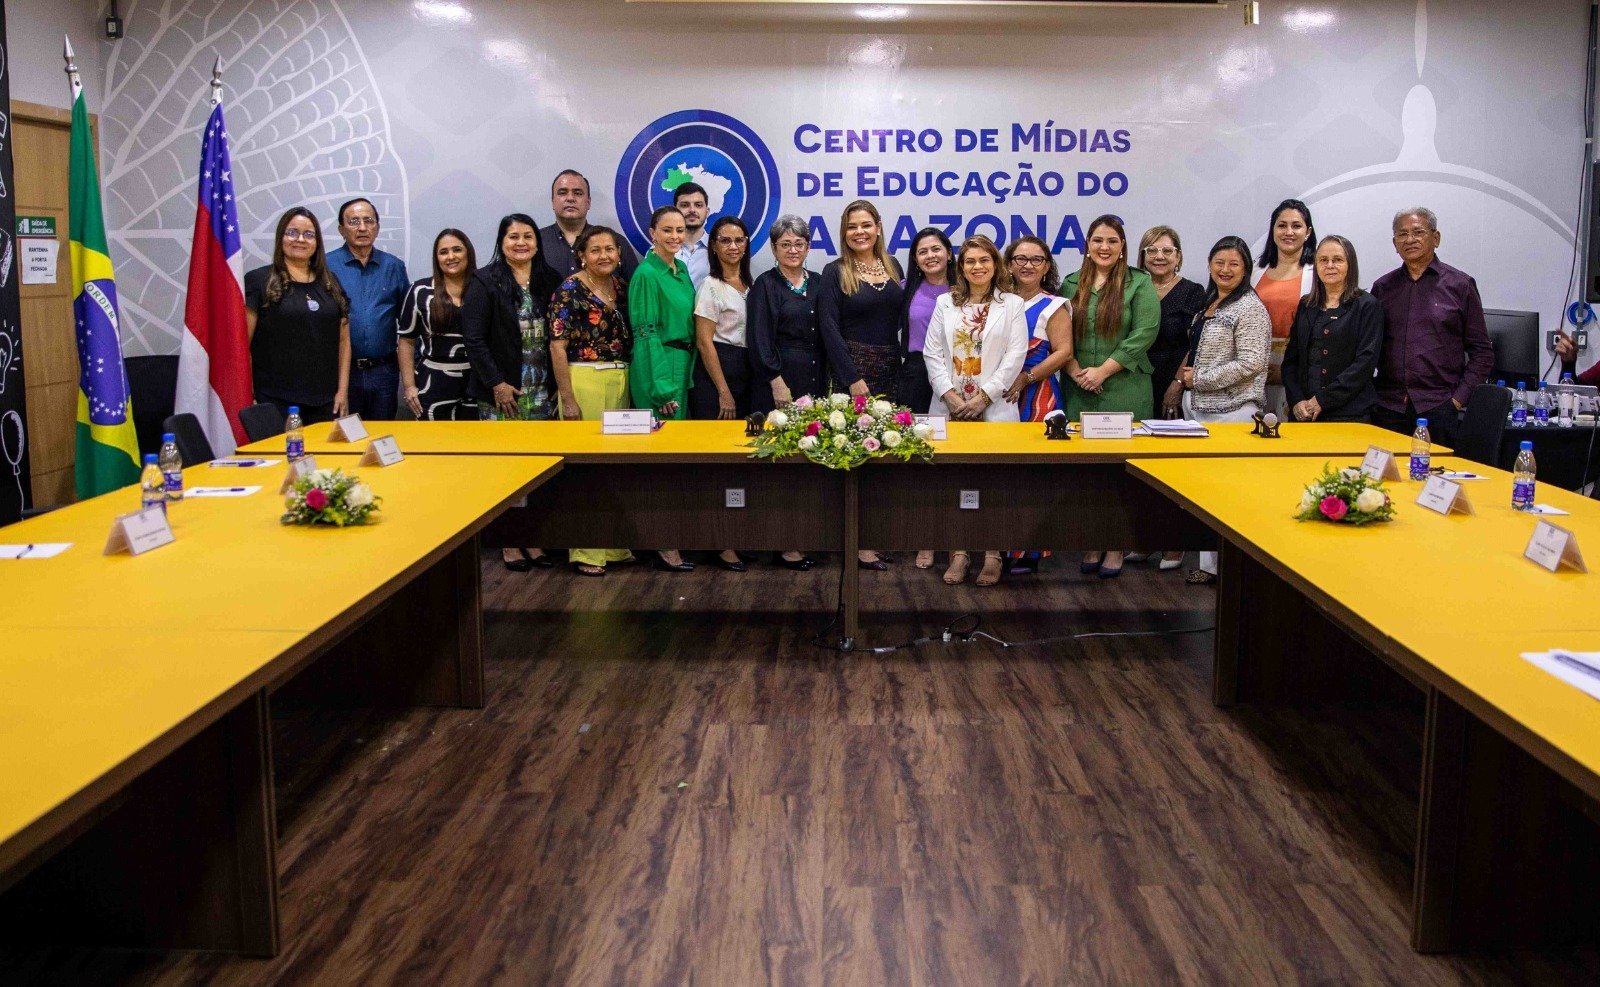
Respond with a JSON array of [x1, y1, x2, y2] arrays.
[[281, 467, 381, 526], [749, 393, 936, 469], [1294, 464, 1395, 525]]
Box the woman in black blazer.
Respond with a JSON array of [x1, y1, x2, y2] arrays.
[[1283, 234, 1384, 423]]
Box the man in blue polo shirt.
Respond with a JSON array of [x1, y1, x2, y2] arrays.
[[328, 198, 409, 420]]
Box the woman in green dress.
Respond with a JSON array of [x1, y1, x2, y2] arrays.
[[626, 205, 697, 572], [1058, 214, 1159, 579], [628, 206, 697, 422]]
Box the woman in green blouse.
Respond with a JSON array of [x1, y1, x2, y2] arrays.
[[626, 205, 697, 572], [628, 206, 697, 422], [1058, 214, 1159, 579]]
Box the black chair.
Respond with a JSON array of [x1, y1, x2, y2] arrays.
[[239, 402, 284, 443], [124, 354, 178, 457], [1453, 383, 1512, 468], [161, 412, 216, 466]]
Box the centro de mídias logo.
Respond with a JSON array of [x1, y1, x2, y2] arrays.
[[615, 110, 781, 256]]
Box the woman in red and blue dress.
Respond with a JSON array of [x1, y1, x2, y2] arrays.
[[1002, 235, 1074, 573]]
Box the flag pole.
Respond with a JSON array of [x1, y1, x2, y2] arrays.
[[211, 56, 223, 108], [63, 36, 81, 102]]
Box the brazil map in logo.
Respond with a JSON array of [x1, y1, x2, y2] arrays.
[[614, 110, 782, 256]]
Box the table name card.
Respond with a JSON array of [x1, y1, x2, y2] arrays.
[[914, 415, 948, 441], [1080, 412, 1134, 440], [359, 435, 405, 467], [1359, 446, 1402, 481], [103, 506, 175, 556], [279, 455, 318, 493], [1416, 475, 1473, 516], [328, 414, 368, 442], [602, 410, 655, 435], [1525, 520, 1588, 573]]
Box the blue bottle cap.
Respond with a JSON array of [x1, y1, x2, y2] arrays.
[[1518, 381, 1527, 389], [1521, 440, 1534, 451], [143, 453, 158, 464], [288, 405, 300, 415], [1497, 380, 1506, 387], [1416, 418, 1428, 427], [161, 432, 175, 443], [1540, 380, 1549, 388]]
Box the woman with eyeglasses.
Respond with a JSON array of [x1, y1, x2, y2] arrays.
[[1143, 226, 1207, 418], [1058, 214, 1160, 579], [1174, 235, 1271, 584], [1283, 235, 1383, 423], [749, 215, 823, 416], [245, 207, 350, 424], [689, 217, 754, 422]]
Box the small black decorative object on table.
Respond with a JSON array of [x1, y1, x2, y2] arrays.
[[744, 412, 767, 437], [1251, 411, 1282, 438], [1043, 409, 1071, 441]]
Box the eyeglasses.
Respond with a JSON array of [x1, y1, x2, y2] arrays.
[[343, 217, 376, 228], [282, 229, 318, 241], [1010, 256, 1048, 267], [715, 236, 748, 247], [1143, 247, 1177, 257], [1393, 228, 1433, 242]]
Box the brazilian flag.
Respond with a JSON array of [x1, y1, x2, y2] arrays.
[[68, 66, 139, 498]]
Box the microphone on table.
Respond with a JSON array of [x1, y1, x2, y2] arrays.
[[1043, 408, 1070, 440]]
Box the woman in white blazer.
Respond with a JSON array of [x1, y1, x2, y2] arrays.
[[921, 234, 1028, 585]]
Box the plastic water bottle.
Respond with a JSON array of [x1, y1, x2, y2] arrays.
[[140, 454, 166, 516], [1533, 381, 1552, 426], [285, 405, 304, 461], [1559, 372, 1576, 427], [158, 432, 183, 502], [1511, 382, 1529, 426], [517, 363, 539, 420], [1512, 440, 1537, 511], [1410, 418, 1431, 480]]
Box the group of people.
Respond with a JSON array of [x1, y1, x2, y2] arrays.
[[244, 175, 1497, 585]]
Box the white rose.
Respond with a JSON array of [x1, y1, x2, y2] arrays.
[[310, 468, 335, 485], [882, 429, 902, 448], [346, 483, 375, 508], [1355, 489, 1386, 513], [872, 400, 894, 416], [767, 410, 789, 429], [797, 435, 818, 451], [833, 433, 850, 448], [1339, 467, 1361, 481], [829, 393, 851, 408], [912, 422, 932, 439], [1298, 490, 1317, 513], [828, 410, 847, 429]]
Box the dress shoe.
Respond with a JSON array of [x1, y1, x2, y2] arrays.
[[713, 556, 748, 572], [857, 557, 889, 571], [1079, 553, 1104, 574], [779, 555, 817, 571], [651, 556, 696, 573], [526, 550, 556, 568], [501, 553, 534, 573]]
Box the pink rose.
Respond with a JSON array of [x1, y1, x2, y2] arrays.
[[794, 395, 814, 409], [305, 488, 329, 511], [856, 414, 874, 429], [895, 410, 914, 427], [1318, 495, 1348, 521], [853, 394, 868, 412], [805, 421, 822, 437], [863, 436, 881, 452]]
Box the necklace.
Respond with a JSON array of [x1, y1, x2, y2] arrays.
[[781, 269, 809, 296], [579, 272, 616, 306], [854, 259, 889, 288]]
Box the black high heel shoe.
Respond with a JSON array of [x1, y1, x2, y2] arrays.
[[526, 550, 556, 569], [651, 554, 696, 573], [502, 551, 534, 573], [779, 554, 816, 571], [713, 555, 748, 572]]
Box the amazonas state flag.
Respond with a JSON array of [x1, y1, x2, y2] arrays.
[[68, 58, 139, 498]]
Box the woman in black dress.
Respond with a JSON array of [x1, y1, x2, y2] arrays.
[[749, 214, 824, 410], [398, 229, 482, 421], [1284, 235, 1383, 423], [817, 199, 904, 400], [245, 207, 350, 424]]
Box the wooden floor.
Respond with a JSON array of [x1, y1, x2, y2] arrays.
[[5, 554, 1599, 985]]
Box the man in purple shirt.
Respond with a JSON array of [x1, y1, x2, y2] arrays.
[[1369, 206, 1494, 447]]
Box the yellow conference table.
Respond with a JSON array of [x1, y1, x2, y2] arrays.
[[0, 453, 563, 955], [243, 420, 1431, 642], [1129, 455, 1600, 953]]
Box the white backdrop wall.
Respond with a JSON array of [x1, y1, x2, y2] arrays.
[[36, 0, 1592, 361], [7, 0, 103, 110]]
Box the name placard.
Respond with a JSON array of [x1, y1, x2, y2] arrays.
[[1525, 520, 1588, 573], [329, 414, 368, 442], [1416, 475, 1474, 516], [103, 506, 175, 556], [359, 435, 405, 467], [914, 415, 948, 441], [602, 410, 655, 435], [1359, 446, 1402, 481], [279, 454, 318, 493], [1080, 412, 1134, 440]]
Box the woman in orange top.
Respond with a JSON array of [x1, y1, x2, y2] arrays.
[[1254, 199, 1316, 419]]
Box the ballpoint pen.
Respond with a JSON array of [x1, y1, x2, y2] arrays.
[[1549, 650, 1600, 682], [16, 543, 33, 558]]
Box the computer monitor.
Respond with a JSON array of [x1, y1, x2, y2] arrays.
[[1482, 308, 1542, 383]]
